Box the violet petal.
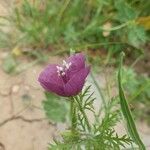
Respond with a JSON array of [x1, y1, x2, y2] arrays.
[[67, 53, 86, 78], [38, 64, 65, 95], [64, 67, 90, 96]]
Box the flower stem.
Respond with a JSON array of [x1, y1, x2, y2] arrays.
[[75, 96, 91, 132], [70, 97, 77, 132]]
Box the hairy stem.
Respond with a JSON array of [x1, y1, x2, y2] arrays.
[[74, 96, 91, 132], [70, 97, 77, 132]]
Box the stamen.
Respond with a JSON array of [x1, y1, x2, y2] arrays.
[[56, 66, 63, 71], [63, 60, 67, 67], [61, 72, 65, 76], [56, 66, 60, 70], [62, 60, 72, 69], [68, 62, 72, 67], [56, 60, 72, 76]]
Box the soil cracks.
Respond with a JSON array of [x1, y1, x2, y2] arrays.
[[0, 142, 5, 150], [0, 116, 47, 127]]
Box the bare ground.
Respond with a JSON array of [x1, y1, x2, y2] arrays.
[[0, 53, 58, 150]]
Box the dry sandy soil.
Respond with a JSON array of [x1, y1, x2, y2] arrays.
[[0, 2, 57, 149], [0, 51, 60, 150]]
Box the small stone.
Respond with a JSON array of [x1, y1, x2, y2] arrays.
[[102, 22, 112, 37], [12, 85, 20, 93]]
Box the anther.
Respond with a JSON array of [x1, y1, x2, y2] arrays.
[[61, 72, 65, 76]]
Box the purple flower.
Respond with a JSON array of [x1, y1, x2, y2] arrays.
[[38, 53, 90, 97]]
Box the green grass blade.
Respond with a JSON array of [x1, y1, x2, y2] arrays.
[[118, 52, 146, 150]]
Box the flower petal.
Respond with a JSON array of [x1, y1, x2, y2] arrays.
[[38, 64, 65, 96], [67, 53, 85, 69], [67, 53, 86, 78], [64, 67, 90, 96], [39, 81, 65, 96]]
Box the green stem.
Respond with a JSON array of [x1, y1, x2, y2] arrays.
[[100, 22, 130, 31], [70, 97, 77, 132], [74, 96, 91, 132]]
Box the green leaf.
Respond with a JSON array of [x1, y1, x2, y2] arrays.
[[115, 0, 137, 22], [43, 92, 68, 123], [128, 25, 147, 48], [118, 52, 146, 150]]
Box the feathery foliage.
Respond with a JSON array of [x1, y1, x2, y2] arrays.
[[47, 86, 132, 150]]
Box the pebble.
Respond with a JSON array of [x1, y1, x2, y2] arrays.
[[12, 85, 20, 93]]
